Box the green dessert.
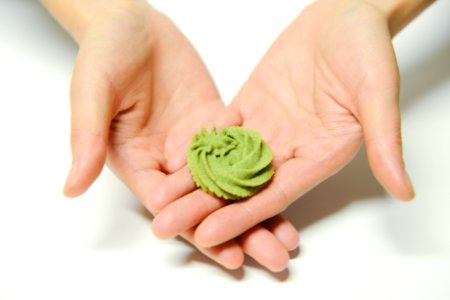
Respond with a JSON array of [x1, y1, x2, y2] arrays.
[[187, 126, 274, 200]]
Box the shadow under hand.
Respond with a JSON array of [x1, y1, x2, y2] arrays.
[[283, 146, 385, 231], [400, 38, 450, 110], [181, 244, 292, 281], [243, 257, 291, 282], [177, 148, 384, 279], [90, 197, 154, 249], [175, 236, 245, 280]]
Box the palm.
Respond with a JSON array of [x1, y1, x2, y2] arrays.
[[69, 7, 225, 200], [236, 0, 402, 171], [233, 3, 379, 194], [187, 1, 405, 248], [68, 4, 299, 271], [101, 21, 233, 203]]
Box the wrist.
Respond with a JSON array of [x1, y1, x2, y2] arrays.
[[41, 0, 151, 43], [363, 0, 435, 36]]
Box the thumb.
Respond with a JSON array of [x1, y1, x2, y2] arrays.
[[63, 60, 114, 197], [358, 85, 415, 201]]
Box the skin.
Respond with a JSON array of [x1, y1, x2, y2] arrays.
[[152, 0, 435, 266], [40, 0, 435, 272], [41, 0, 299, 271]]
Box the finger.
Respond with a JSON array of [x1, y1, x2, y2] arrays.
[[134, 164, 296, 271], [152, 189, 226, 239], [181, 228, 244, 270], [151, 166, 196, 213], [194, 155, 345, 248], [63, 57, 114, 197], [109, 153, 244, 270], [152, 169, 298, 270], [154, 190, 298, 270], [237, 226, 290, 273], [152, 190, 244, 269], [263, 215, 299, 251], [358, 86, 415, 201]]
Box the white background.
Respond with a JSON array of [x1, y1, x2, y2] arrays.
[[1, 1, 450, 299]]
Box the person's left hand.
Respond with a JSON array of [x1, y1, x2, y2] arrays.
[[152, 0, 414, 251]]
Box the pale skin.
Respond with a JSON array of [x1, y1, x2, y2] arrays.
[[151, 0, 435, 263], [41, 0, 434, 272], [41, 0, 299, 271]]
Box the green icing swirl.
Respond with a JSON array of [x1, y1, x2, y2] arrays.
[[187, 126, 274, 200]]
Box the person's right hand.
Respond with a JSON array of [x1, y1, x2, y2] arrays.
[[54, 0, 299, 271]]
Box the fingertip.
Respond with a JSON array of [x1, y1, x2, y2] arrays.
[[218, 245, 245, 270], [266, 251, 290, 274], [279, 230, 299, 252], [63, 181, 83, 198], [264, 216, 300, 251], [147, 188, 167, 214], [261, 248, 289, 273], [180, 230, 244, 270], [371, 160, 416, 202], [365, 138, 416, 202], [63, 146, 106, 198], [403, 189, 416, 201], [147, 185, 176, 214], [152, 212, 177, 240], [147, 167, 196, 213], [268, 259, 289, 273], [396, 170, 416, 201], [238, 226, 290, 273], [62, 164, 88, 198], [286, 233, 300, 252], [194, 223, 217, 248]]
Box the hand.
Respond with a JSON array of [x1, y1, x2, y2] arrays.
[[58, 1, 299, 270], [153, 0, 415, 252]]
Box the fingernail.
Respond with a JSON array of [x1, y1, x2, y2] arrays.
[[402, 169, 415, 201], [63, 162, 79, 197]]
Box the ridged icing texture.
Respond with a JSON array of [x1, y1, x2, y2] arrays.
[[187, 126, 274, 200]]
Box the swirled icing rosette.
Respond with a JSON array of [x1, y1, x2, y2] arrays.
[[187, 126, 274, 200]]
